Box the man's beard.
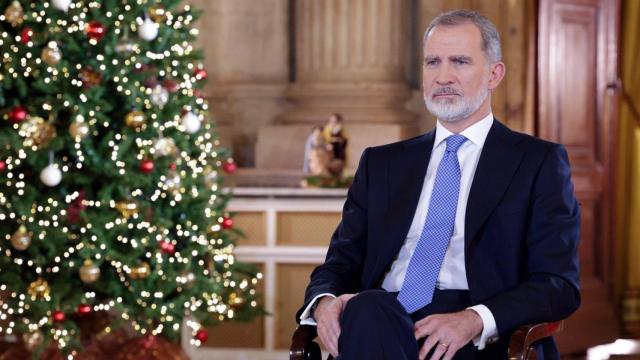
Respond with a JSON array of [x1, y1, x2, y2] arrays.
[[424, 85, 488, 123]]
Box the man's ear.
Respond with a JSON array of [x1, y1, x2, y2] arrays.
[[488, 61, 506, 90]]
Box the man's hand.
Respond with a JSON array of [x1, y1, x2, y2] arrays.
[[314, 293, 356, 357], [414, 309, 483, 360]]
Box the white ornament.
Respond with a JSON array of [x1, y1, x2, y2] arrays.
[[52, 0, 71, 11], [40, 165, 62, 187], [150, 84, 169, 108], [181, 112, 201, 134], [153, 137, 177, 157], [138, 18, 159, 41]]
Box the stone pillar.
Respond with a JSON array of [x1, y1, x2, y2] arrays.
[[256, 0, 418, 173], [282, 0, 415, 124], [190, 0, 290, 167]]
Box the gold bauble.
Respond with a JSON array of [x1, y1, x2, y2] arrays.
[[10, 225, 32, 251], [4, 1, 24, 27], [124, 110, 146, 130], [129, 262, 151, 280], [69, 120, 90, 140], [229, 292, 245, 309], [115, 199, 139, 218], [79, 67, 102, 88], [27, 278, 50, 299], [79, 259, 101, 283], [41, 42, 62, 66], [22, 330, 44, 351], [153, 137, 177, 157], [148, 4, 168, 23], [19, 116, 56, 148]]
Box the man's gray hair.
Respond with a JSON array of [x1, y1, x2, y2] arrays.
[[424, 9, 502, 63]]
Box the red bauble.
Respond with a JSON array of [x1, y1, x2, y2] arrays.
[[52, 311, 65, 322], [194, 68, 207, 80], [0, 161, 5, 172], [20, 28, 32, 44], [142, 335, 157, 349], [77, 304, 92, 315], [194, 329, 208, 342], [222, 161, 237, 174], [221, 217, 233, 230], [168, 162, 177, 171], [159, 241, 175, 255], [139, 159, 155, 174], [8, 106, 28, 123], [193, 89, 206, 99], [163, 79, 180, 93], [67, 190, 86, 224], [67, 206, 81, 224], [86, 21, 106, 41], [143, 78, 159, 88]]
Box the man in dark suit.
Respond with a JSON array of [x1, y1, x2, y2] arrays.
[[296, 9, 580, 360]]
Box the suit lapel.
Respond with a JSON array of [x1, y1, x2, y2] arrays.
[[372, 131, 435, 286], [464, 120, 524, 258]]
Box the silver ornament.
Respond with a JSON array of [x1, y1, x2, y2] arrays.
[[115, 39, 138, 56], [52, 0, 71, 11], [181, 111, 201, 134], [165, 170, 181, 192], [40, 164, 62, 187], [153, 137, 177, 157], [138, 17, 159, 41], [150, 84, 169, 108]]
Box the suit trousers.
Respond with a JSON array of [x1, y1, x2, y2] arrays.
[[335, 289, 516, 360]]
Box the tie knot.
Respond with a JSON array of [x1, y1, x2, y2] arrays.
[[445, 134, 467, 153]]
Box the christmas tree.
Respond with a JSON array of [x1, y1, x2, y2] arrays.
[[0, 0, 261, 357]]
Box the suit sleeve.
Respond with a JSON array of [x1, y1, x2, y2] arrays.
[[483, 144, 581, 334], [295, 148, 370, 323]]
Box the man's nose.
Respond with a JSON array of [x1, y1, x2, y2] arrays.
[[435, 64, 455, 85]]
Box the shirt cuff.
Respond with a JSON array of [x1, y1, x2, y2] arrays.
[[467, 304, 499, 350], [299, 293, 337, 325]]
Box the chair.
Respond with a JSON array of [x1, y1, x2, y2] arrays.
[[290, 320, 563, 360]]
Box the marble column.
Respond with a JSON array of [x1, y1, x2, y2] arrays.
[[190, 0, 290, 167], [282, 0, 415, 124], [257, 0, 418, 172]]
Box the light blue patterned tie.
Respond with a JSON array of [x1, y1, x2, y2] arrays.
[[397, 134, 467, 313]]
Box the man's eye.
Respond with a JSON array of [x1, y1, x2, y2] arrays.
[[425, 59, 439, 66], [454, 59, 469, 64]]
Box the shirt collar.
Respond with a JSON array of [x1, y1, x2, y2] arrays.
[[434, 112, 494, 149]]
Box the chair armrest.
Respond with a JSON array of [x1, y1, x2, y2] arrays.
[[290, 325, 322, 360], [508, 321, 564, 360]]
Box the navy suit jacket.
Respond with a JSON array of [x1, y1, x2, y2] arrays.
[[297, 120, 581, 355]]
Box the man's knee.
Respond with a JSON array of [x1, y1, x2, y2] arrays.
[[339, 290, 418, 359], [342, 290, 398, 320]]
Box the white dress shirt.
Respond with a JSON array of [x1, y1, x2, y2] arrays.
[[300, 113, 498, 349]]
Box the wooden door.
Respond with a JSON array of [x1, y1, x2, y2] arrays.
[[537, 0, 620, 353]]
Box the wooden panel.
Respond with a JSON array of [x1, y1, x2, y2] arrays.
[[234, 211, 267, 246], [275, 263, 321, 350], [204, 263, 265, 349], [577, 198, 597, 278], [277, 212, 341, 246], [546, 4, 599, 165], [203, 317, 265, 348], [538, 0, 620, 353]]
